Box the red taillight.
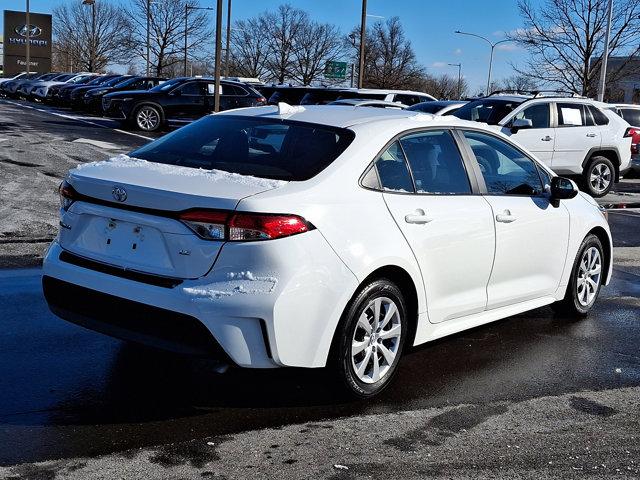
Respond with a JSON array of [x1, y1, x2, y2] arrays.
[[624, 127, 639, 154], [257, 96, 267, 104], [58, 180, 78, 211], [179, 210, 310, 241]]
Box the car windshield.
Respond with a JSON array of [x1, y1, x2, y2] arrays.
[[113, 77, 138, 88], [130, 115, 355, 181], [102, 76, 126, 87], [150, 78, 184, 92], [454, 98, 523, 124]]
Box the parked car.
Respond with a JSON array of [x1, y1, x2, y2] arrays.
[[408, 100, 467, 116], [336, 88, 436, 105], [102, 77, 267, 132], [57, 75, 122, 107], [1, 72, 48, 97], [33, 73, 93, 103], [82, 76, 167, 113], [46, 74, 98, 105], [69, 75, 130, 110], [329, 99, 407, 109], [613, 104, 640, 170], [0, 72, 30, 86], [16, 72, 61, 98], [44, 105, 611, 398], [453, 92, 633, 197]]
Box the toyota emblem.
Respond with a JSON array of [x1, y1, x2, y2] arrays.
[[112, 186, 127, 202]]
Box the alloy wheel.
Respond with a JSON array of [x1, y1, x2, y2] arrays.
[[136, 106, 160, 131], [351, 297, 402, 384], [576, 246, 602, 307], [589, 163, 612, 195]]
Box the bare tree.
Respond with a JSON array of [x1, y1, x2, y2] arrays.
[[290, 21, 345, 85], [510, 0, 640, 96], [229, 17, 270, 79], [419, 73, 469, 99], [348, 17, 424, 90], [501, 74, 538, 91], [260, 5, 308, 83], [125, 0, 212, 76], [53, 1, 130, 72]]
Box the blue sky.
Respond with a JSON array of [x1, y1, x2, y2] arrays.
[[2, 0, 528, 92]]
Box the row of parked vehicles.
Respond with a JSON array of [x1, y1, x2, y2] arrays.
[[0, 71, 638, 196]]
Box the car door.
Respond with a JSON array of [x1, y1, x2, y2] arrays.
[[461, 130, 570, 308], [552, 102, 601, 172], [378, 129, 495, 324], [500, 102, 555, 166], [165, 81, 206, 122]]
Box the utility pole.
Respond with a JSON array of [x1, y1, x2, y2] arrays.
[[225, 0, 231, 77], [82, 0, 96, 71], [214, 0, 222, 111], [358, 0, 367, 89], [597, 0, 613, 102], [454, 30, 511, 96], [449, 63, 462, 99], [25, 0, 30, 73]]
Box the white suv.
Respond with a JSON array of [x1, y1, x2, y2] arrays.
[[453, 93, 633, 197]]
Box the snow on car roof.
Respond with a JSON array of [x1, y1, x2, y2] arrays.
[[218, 104, 458, 128]]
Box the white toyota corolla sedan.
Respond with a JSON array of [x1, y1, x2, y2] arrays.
[[43, 104, 612, 398]]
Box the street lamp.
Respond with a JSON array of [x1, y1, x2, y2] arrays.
[[184, 4, 214, 76], [224, 0, 231, 77], [214, 0, 223, 111], [358, 0, 367, 89], [448, 63, 462, 99], [597, 0, 613, 102], [82, 0, 96, 72], [454, 30, 511, 96]]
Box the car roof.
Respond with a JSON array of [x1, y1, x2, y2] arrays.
[[330, 99, 407, 108], [218, 104, 476, 129]]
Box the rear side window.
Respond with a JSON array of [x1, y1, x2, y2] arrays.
[[224, 85, 247, 96], [589, 105, 610, 125], [463, 130, 543, 196], [454, 99, 522, 125], [374, 142, 415, 192], [620, 108, 640, 126], [557, 103, 594, 126], [130, 115, 355, 181], [513, 103, 550, 128], [400, 130, 471, 194]]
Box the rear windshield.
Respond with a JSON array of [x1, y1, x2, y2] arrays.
[[621, 108, 640, 126], [130, 115, 355, 181], [453, 98, 523, 124], [408, 102, 449, 113]]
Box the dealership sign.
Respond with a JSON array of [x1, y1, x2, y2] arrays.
[[3, 10, 52, 76]]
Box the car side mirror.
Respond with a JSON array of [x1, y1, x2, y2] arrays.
[[550, 176, 578, 200], [511, 118, 533, 133]]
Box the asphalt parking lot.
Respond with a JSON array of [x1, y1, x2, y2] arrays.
[[0, 100, 639, 479]]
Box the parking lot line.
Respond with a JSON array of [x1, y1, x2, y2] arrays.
[[1, 99, 154, 142]]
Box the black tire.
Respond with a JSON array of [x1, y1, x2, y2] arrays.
[[133, 104, 163, 132], [552, 234, 604, 316], [329, 278, 408, 399], [582, 156, 615, 197]]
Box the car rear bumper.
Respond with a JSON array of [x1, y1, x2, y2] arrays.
[[42, 231, 357, 369]]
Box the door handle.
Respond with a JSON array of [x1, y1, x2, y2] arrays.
[[586, 133, 597, 138], [496, 209, 517, 223], [541, 136, 553, 141], [405, 209, 433, 224]]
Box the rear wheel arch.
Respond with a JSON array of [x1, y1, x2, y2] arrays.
[[582, 148, 620, 179]]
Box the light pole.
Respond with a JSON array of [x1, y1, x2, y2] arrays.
[[82, 0, 96, 72], [25, 0, 30, 73], [224, 0, 231, 77], [448, 63, 462, 99], [146, 0, 151, 76], [454, 30, 511, 96], [597, 0, 613, 102], [214, 0, 222, 111], [358, 0, 367, 89], [184, 5, 214, 76]]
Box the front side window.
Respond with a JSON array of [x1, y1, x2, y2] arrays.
[[374, 142, 414, 192], [130, 115, 355, 181], [463, 131, 543, 196], [400, 130, 471, 194], [513, 103, 550, 128]]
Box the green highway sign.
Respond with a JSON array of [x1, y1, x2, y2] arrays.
[[324, 61, 348, 80]]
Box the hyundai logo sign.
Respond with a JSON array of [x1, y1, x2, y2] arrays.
[[14, 24, 43, 37]]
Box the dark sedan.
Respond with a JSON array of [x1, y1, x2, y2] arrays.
[[68, 75, 131, 110], [56, 75, 123, 107], [48, 74, 100, 105], [82, 76, 166, 113], [102, 77, 267, 132]]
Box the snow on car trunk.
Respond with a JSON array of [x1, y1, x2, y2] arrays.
[[59, 155, 287, 279]]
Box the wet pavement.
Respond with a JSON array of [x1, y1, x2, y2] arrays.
[[0, 211, 638, 467]]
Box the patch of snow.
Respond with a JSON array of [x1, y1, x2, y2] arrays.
[[277, 102, 305, 115], [184, 272, 278, 300], [72, 154, 287, 189], [333, 464, 349, 470]]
